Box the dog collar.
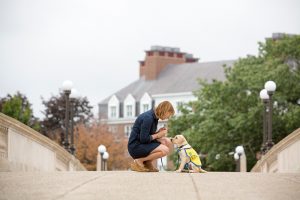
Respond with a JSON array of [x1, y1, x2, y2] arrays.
[[178, 144, 188, 149]]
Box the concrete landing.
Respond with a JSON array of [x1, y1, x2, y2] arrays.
[[0, 172, 299, 200]]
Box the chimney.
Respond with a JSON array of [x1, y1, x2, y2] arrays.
[[139, 61, 145, 77], [139, 46, 198, 80]]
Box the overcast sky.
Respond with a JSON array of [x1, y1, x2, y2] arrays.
[[1, 0, 300, 119]]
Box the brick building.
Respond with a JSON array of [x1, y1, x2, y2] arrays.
[[98, 46, 235, 169]]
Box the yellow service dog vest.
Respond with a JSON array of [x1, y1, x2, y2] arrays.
[[178, 147, 202, 167], [184, 148, 202, 166]]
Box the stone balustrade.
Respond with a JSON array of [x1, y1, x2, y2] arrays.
[[0, 113, 86, 171], [251, 128, 300, 173]]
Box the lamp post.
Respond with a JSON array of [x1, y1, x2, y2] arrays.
[[234, 146, 244, 172], [98, 145, 106, 171], [234, 153, 240, 172], [259, 89, 269, 154], [69, 89, 80, 155], [62, 80, 73, 151], [264, 81, 276, 151], [103, 151, 109, 171]]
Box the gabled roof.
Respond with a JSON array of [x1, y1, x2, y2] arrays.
[[99, 60, 235, 104]]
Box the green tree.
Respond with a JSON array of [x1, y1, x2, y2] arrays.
[[169, 34, 300, 171], [0, 92, 40, 131]]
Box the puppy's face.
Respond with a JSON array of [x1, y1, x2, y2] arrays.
[[171, 135, 187, 146]]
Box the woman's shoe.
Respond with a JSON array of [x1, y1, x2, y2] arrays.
[[130, 161, 149, 172], [146, 166, 159, 172], [144, 162, 159, 172]]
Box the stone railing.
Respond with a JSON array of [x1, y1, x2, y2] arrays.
[[251, 128, 300, 173], [0, 113, 86, 171]]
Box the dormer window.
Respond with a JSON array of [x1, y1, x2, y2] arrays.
[[124, 94, 136, 118], [110, 106, 117, 118], [142, 104, 149, 112], [108, 95, 119, 119], [140, 93, 152, 114], [126, 105, 133, 117]]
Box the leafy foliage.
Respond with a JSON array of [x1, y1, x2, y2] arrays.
[[168, 34, 300, 171], [41, 93, 93, 144], [76, 123, 131, 170], [0, 92, 40, 131]]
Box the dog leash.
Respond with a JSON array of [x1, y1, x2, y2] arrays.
[[160, 158, 165, 170], [160, 153, 180, 171]]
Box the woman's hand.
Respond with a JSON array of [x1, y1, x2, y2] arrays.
[[157, 129, 167, 138], [158, 127, 167, 132]]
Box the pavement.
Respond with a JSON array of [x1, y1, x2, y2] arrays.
[[0, 171, 300, 200]]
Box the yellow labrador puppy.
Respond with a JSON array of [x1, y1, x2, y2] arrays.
[[171, 135, 207, 173]]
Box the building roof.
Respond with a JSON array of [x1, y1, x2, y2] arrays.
[[99, 60, 235, 104]]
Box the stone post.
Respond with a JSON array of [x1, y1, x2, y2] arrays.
[[240, 153, 247, 172], [96, 153, 102, 171]]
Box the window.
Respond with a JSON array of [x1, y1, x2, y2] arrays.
[[108, 126, 117, 133], [142, 104, 149, 112], [124, 125, 132, 137], [126, 105, 132, 117], [176, 102, 183, 114], [110, 106, 116, 118]]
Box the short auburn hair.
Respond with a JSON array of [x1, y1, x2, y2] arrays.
[[155, 101, 175, 119]]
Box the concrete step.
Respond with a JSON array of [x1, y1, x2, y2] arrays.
[[0, 172, 299, 200]]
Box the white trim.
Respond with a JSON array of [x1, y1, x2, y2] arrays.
[[152, 92, 193, 98], [140, 92, 152, 113], [100, 118, 169, 125], [100, 118, 136, 125]]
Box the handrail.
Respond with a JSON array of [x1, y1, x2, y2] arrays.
[[0, 113, 86, 171], [251, 128, 300, 172]]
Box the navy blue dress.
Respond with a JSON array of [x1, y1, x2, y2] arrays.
[[128, 109, 161, 159]]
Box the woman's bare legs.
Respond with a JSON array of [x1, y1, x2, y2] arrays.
[[143, 137, 174, 169], [157, 137, 173, 155], [135, 144, 169, 167]]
